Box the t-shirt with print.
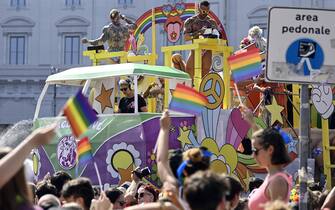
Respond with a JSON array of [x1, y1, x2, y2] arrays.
[[119, 94, 146, 113]]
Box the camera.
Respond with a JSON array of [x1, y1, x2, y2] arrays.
[[133, 167, 151, 179]]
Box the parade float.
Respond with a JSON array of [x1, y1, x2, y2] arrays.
[[32, 3, 335, 191]]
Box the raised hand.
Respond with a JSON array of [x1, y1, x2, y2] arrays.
[[91, 192, 112, 210], [30, 124, 56, 148], [240, 106, 259, 132], [81, 37, 89, 44], [160, 111, 171, 131]]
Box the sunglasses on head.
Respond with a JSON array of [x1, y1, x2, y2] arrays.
[[120, 87, 128, 91], [251, 147, 264, 156]]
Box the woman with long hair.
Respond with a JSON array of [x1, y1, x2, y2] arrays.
[[241, 107, 292, 210]]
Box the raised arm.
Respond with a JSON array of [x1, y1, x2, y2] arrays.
[[143, 83, 156, 99], [156, 111, 178, 187], [82, 26, 109, 46], [121, 15, 137, 29], [240, 106, 259, 133], [0, 125, 55, 188]]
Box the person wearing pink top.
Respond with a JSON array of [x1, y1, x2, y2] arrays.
[[321, 187, 335, 210], [241, 106, 293, 210]]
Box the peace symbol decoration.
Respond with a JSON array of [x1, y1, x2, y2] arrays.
[[199, 73, 224, 110]]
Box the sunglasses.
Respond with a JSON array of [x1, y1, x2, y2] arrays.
[[120, 87, 128, 91], [251, 147, 264, 156]]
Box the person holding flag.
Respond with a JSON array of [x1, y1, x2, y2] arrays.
[[62, 89, 103, 191]]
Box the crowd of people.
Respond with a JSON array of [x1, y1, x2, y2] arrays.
[[1, 108, 335, 210]]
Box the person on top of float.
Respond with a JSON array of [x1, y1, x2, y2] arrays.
[[183, 0, 219, 80], [82, 9, 136, 63]]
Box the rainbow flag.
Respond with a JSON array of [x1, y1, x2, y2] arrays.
[[63, 90, 98, 138], [169, 83, 208, 116], [77, 136, 93, 167], [228, 46, 262, 83]]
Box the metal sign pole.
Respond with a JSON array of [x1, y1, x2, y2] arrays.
[[299, 84, 310, 210]]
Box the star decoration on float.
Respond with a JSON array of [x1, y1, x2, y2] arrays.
[[287, 138, 298, 154], [265, 96, 284, 125], [95, 83, 113, 112], [177, 127, 192, 148]]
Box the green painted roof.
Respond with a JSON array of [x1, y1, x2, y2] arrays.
[[46, 63, 191, 85]]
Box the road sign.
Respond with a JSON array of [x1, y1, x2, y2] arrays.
[[266, 7, 335, 84]]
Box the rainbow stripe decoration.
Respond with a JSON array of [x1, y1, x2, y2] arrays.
[[228, 46, 262, 83], [169, 84, 208, 116], [63, 90, 98, 138], [134, 3, 227, 41], [77, 136, 93, 167]]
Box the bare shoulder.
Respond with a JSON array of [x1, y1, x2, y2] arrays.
[[184, 16, 196, 26], [102, 25, 110, 32], [267, 174, 289, 200], [270, 174, 288, 186]]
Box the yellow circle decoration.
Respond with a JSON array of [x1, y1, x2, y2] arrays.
[[112, 150, 134, 170], [106, 143, 142, 178]]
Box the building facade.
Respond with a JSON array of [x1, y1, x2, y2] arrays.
[[0, 0, 330, 126]]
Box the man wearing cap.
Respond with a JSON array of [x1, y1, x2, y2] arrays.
[[118, 79, 147, 113], [82, 9, 136, 63]]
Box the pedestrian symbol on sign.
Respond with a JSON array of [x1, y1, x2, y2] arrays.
[[299, 41, 315, 58], [286, 38, 324, 76]]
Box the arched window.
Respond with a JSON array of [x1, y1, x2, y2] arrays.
[[55, 16, 89, 65], [1, 17, 35, 65]]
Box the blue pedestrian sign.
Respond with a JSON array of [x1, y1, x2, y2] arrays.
[[286, 38, 324, 76], [266, 7, 335, 84]]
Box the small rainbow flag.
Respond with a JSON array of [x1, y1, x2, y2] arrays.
[[169, 83, 208, 116], [63, 90, 98, 138], [77, 136, 93, 167], [228, 46, 262, 83]]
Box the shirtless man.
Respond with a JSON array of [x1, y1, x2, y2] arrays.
[[82, 9, 136, 63], [183, 1, 218, 80]]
